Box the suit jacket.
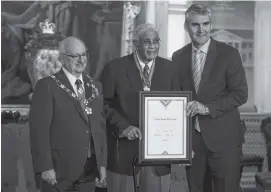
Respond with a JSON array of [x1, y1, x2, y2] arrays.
[[100, 54, 180, 176], [172, 39, 248, 152], [29, 69, 107, 183]]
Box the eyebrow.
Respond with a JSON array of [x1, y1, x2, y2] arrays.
[[143, 38, 160, 40], [191, 21, 210, 25]]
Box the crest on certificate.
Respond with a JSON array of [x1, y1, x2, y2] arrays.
[[160, 100, 172, 109]]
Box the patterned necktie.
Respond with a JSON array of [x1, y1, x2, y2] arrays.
[[75, 79, 92, 157], [75, 79, 85, 103], [193, 50, 203, 132], [143, 64, 149, 80], [143, 64, 150, 88]]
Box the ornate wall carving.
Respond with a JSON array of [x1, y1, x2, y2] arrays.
[[120, 1, 141, 56]]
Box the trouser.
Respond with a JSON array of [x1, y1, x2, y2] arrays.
[[40, 156, 98, 192], [186, 131, 241, 192], [107, 167, 170, 192]]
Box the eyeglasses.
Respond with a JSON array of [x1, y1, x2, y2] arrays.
[[143, 38, 161, 46], [62, 51, 89, 61]]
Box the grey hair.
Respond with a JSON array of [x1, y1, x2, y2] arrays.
[[133, 23, 159, 41], [185, 4, 212, 23], [59, 36, 85, 54]]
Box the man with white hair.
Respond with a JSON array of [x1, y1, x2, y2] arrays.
[[30, 37, 107, 192], [100, 23, 180, 192]]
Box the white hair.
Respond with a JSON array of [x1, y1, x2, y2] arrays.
[[133, 23, 159, 41]]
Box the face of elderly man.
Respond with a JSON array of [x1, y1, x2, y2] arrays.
[[185, 13, 211, 48], [60, 37, 88, 76], [136, 29, 160, 63]]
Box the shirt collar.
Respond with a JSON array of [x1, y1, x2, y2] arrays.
[[62, 67, 83, 86], [135, 51, 154, 70], [192, 38, 211, 54]]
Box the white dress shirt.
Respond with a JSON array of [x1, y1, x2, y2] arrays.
[[62, 68, 84, 96], [135, 51, 154, 74], [191, 38, 211, 72]]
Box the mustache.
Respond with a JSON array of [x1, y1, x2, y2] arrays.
[[76, 62, 85, 65], [195, 33, 208, 36]]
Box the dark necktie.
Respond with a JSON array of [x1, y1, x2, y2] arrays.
[[142, 64, 151, 89], [75, 79, 91, 157], [143, 64, 149, 80]]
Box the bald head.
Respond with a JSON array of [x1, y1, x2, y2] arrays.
[[59, 37, 88, 77], [59, 37, 86, 55]]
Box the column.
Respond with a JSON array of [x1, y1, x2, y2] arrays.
[[254, 1, 271, 113], [146, 1, 156, 24], [155, 1, 168, 58], [144, 1, 169, 58]]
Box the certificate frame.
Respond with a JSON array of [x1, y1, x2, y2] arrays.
[[138, 91, 192, 166]]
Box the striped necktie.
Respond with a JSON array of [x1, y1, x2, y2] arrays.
[[193, 50, 203, 93], [193, 50, 204, 132]]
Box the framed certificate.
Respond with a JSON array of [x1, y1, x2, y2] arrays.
[[138, 91, 192, 166]]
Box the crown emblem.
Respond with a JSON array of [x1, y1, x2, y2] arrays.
[[39, 19, 56, 34]]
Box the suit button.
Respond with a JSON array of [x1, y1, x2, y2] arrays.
[[86, 130, 89, 134], [84, 147, 88, 150]]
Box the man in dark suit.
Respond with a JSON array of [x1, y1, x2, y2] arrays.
[[172, 4, 248, 192], [100, 23, 180, 192], [29, 37, 107, 192]]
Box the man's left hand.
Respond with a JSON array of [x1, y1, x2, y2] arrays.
[[186, 101, 209, 117]]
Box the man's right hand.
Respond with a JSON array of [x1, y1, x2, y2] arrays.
[[41, 169, 57, 185], [122, 126, 142, 140]]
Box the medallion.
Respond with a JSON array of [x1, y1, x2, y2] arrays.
[[85, 107, 92, 115]]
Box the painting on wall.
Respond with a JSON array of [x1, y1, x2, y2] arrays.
[[1, 1, 123, 105]]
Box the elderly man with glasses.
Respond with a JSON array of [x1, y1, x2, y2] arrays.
[[100, 23, 180, 192], [29, 36, 107, 192]]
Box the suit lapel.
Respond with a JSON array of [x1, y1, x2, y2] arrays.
[[55, 69, 75, 94], [183, 44, 197, 94], [55, 69, 89, 124], [125, 54, 143, 91], [151, 57, 164, 90], [198, 39, 217, 94]]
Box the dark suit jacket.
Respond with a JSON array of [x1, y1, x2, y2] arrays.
[[100, 54, 180, 176], [29, 69, 107, 183], [172, 39, 248, 152]]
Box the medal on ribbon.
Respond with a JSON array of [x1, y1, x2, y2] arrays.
[[133, 53, 155, 92], [142, 76, 151, 91]]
